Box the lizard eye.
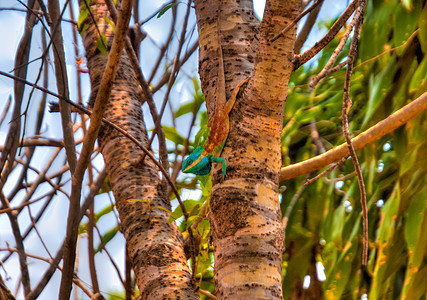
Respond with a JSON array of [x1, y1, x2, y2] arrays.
[[182, 153, 212, 175], [182, 146, 205, 172]]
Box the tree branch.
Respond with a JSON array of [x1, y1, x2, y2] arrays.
[[26, 169, 107, 300], [270, 0, 322, 43], [340, 0, 368, 265], [59, 0, 133, 297], [280, 91, 427, 181], [294, 0, 324, 53], [48, 0, 77, 174], [0, 192, 31, 296], [293, 0, 358, 70]]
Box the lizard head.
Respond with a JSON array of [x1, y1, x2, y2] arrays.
[[182, 146, 213, 175]]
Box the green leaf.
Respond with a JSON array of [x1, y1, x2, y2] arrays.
[[167, 200, 201, 222], [409, 56, 427, 93], [157, 2, 181, 18], [162, 126, 186, 145], [97, 176, 111, 194], [194, 112, 209, 148], [103, 16, 116, 32], [95, 204, 114, 222], [77, 5, 90, 31], [95, 226, 119, 253], [175, 101, 196, 118], [362, 60, 395, 128], [97, 34, 108, 56]]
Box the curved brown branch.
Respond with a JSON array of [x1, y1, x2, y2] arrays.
[[280, 92, 427, 181]]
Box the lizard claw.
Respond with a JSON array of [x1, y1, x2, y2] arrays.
[[213, 157, 226, 177]]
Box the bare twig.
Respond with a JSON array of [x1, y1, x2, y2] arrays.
[[283, 175, 309, 232], [323, 171, 356, 183], [59, 1, 133, 297], [198, 288, 217, 300], [36, 0, 52, 25], [294, 0, 324, 53], [0, 71, 188, 219], [48, 0, 77, 174], [87, 203, 101, 295], [26, 169, 107, 300], [0, 138, 63, 151], [146, 0, 193, 153], [150, 40, 198, 94], [293, 0, 358, 70], [1, 248, 94, 298], [309, 8, 359, 89], [341, 0, 368, 266], [280, 91, 427, 181], [0, 192, 31, 296], [147, 2, 177, 85], [93, 225, 125, 286], [0, 0, 38, 196], [270, 0, 323, 43], [0, 96, 11, 126], [304, 154, 349, 186], [104, 0, 170, 174]]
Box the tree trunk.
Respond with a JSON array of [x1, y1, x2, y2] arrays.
[[195, 0, 300, 298], [79, 1, 197, 298]]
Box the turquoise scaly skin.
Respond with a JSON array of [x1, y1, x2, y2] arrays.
[[181, 146, 226, 176]]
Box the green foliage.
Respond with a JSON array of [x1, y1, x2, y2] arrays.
[[96, 33, 108, 56], [157, 2, 182, 19], [280, 1, 427, 298], [77, 0, 91, 32], [95, 225, 119, 253]]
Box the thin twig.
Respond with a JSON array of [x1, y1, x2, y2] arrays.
[[323, 171, 356, 183], [104, 0, 170, 175], [150, 40, 198, 94], [304, 155, 349, 186], [293, 0, 358, 70], [0, 192, 31, 295], [0, 71, 188, 216], [340, 0, 368, 265], [145, 0, 193, 153], [1, 248, 94, 298], [270, 0, 323, 43], [25, 169, 107, 300], [59, 0, 133, 297], [198, 288, 217, 300], [93, 225, 125, 286], [283, 175, 309, 232], [36, 0, 52, 25], [147, 2, 177, 85], [309, 8, 359, 89], [48, 0, 77, 174], [294, 0, 324, 53], [0, 96, 11, 126]]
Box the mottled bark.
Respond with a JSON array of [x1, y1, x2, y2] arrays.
[[79, 1, 197, 298], [195, 0, 300, 299]]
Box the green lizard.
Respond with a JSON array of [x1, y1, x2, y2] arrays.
[[181, 77, 249, 176], [182, 7, 249, 177]]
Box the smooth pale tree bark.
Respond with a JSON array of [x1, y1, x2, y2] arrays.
[[78, 1, 197, 298], [195, 0, 300, 298]]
